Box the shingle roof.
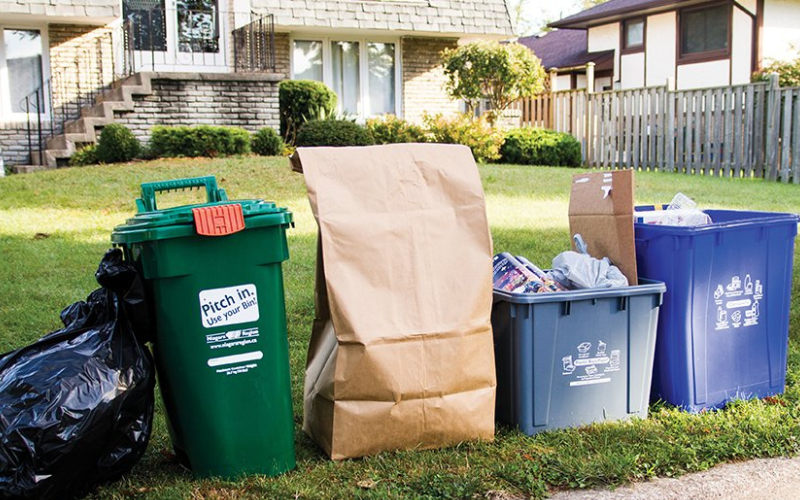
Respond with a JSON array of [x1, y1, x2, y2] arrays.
[[518, 30, 614, 70], [549, 0, 682, 29], [252, 0, 514, 37]]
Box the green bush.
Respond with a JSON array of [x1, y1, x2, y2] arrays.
[[148, 125, 251, 158], [423, 113, 503, 163], [500, 127, 582, 167], [95, 124, 140, 163], [279, 80, 338, 145], [296, 119, 375, 147], [366, 115, 427, 144], [752, 57, 800, 87], [68, 144, 99, 166], [252, 127, 284, 156]]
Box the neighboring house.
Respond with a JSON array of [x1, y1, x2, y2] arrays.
[[520, 0, 800, 92], [518, 29, 615, 91], [0, 0, 514, 170]]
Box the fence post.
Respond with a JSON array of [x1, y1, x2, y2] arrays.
[[765, 73, 780, 180], [549, 69, 558, 129], [585, 63, 595, 167]]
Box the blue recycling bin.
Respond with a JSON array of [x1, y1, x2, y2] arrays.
[[635, 208, 799, 412]]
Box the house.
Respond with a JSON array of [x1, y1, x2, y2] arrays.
[[0, 0, 514, 170], [520, 0, 800, 92]]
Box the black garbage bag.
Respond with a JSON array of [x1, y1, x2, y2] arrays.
[[0, 249, 155, 500]]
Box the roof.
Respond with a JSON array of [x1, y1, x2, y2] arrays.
[[253, 0, 514, 38], [549, 0, 682, 29], [518, 30, 614, 71]]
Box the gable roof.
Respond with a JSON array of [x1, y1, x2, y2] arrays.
[[518, 29, 614, 71], [549, 0, 683, 29], [253, 0, 514, 37]]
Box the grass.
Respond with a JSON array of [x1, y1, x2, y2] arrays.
[[0, 156, 799, 500]]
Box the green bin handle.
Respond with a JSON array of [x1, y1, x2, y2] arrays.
[[136, 176, 228, 213]]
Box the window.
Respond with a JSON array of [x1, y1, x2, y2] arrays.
[[291, 37, 399, 118], [621, 18, 645, 53], [293, 40, 323, 81], [679, 3, 730, 63], [0, 28, 47, 120], [331, 41, 360, 115]]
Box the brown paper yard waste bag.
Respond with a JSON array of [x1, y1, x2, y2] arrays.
[[568, 169, 638, 285], [292, 143, 496, 460]]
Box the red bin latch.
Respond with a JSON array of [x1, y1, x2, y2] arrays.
[[192, 204, 245, 236]]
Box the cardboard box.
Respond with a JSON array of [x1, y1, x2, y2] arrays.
[[568, 170, 638, 286], [292, 144, 496, 460]]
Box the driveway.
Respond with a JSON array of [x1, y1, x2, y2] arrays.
[[547, 457, 800, 500]]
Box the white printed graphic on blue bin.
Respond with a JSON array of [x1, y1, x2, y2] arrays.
[[562, 340, 621, 387], [199, 284, 259, 329], [714, 274, 762, 331]]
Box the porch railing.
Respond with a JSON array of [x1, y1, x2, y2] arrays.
[[232, 14, 276, 73], [121, 8, 276, 74]]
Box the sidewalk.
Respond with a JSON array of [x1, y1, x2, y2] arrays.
[[548, 457, 800, 500]]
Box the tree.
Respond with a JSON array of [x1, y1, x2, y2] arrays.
[[441, 40, 546, 125]]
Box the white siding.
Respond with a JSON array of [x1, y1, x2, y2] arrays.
[[732, 5, 754, 84], [576, 74, 588, 89], [762, 0, 800, 62], [677, 60, 731, 89], [554, 74, 572, 91], [621, 53, 645, 88], [588, 23, 620, 81], [645, 11, 676, 87], [595, 76, 613, 91]]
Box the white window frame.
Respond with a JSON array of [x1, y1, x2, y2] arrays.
[[290, 33, 403, 120], [0, 24, 51, 124]]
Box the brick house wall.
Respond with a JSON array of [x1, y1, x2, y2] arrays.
[[49, 24, 115, 123], [401, 37, 459, 124], [0, 126, 34, 167], [115, 73, 281, 145]]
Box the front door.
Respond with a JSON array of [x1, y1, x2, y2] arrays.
[[124, 0, 227, 72]]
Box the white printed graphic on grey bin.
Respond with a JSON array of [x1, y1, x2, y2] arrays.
[[714, 274, 763, 331], [562, 340, 621, 387], [206, 328, 259, 350], [199, 284, 259, 329]]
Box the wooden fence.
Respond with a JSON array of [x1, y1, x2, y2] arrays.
[[517, 75, 800, 183]]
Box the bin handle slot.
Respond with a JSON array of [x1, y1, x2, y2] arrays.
[[136, 176, 228, 213]]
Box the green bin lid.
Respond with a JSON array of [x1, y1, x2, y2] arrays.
[[111, 176, 292, 244]]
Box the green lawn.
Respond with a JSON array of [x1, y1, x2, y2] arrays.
[[1, 157, 799, 500]]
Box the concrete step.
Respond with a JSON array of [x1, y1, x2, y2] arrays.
[[9, 164, 56, 174]]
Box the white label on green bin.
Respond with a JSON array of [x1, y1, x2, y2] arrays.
[[713, 274, 763, 331], [199, 284, 259, 329], [562, 340, 621, 387]]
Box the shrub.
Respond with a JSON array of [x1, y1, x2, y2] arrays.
[[68, 144, 99, 166], [366, 115, 427, 144], [423, 113, 503, 163], [500, 127, 582, 167], [279, 80, 338, 145], [252, 127, 285, 156], [296, 119, 375, 147], [752, 57, 800, 87], [441, 40, 545, 125], [95, 124, 140, 163], [148, 125, 251, 158]]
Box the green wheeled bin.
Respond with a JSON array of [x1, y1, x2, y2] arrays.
[[112, 176, 296, 478]]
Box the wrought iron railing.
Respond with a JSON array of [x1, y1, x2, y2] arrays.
[[121, 8, 276, 73], [232, 14, 276, 73], [20, 32, 115, 165]]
